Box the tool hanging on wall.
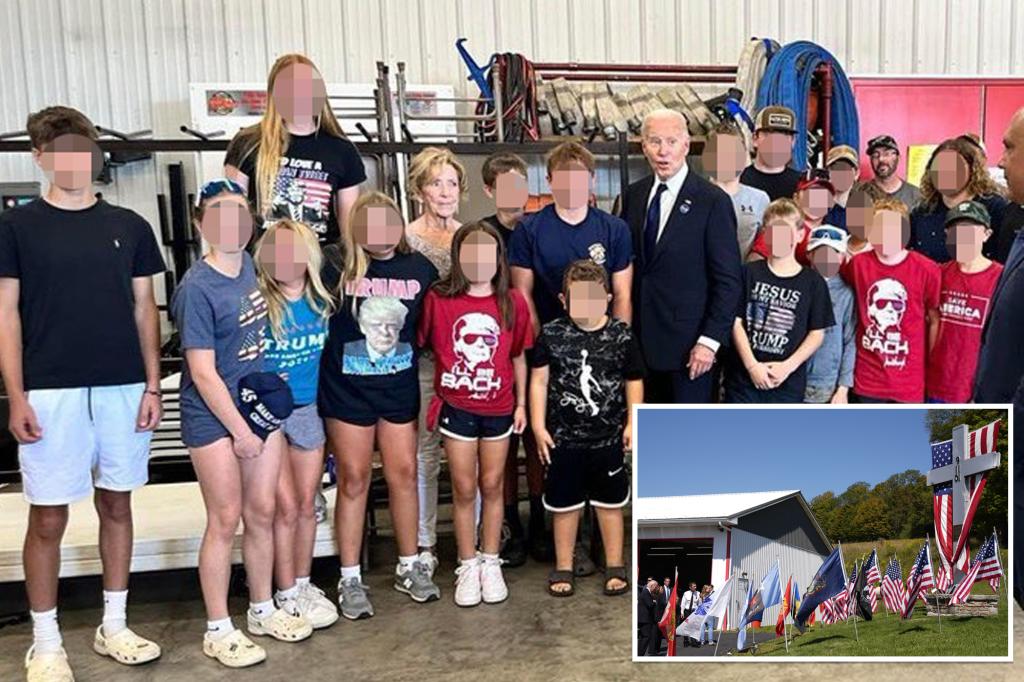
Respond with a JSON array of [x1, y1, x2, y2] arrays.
[[472, 50, 541, 142]]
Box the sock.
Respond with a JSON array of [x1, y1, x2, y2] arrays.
[[101, 589, 128, 637], [206, 617, 235, 641], [480, 552, 500, 564], [295, 576, 311, 588], [397, 554, 417, 572], [340, 565, 361, 582], [249, 599, 275, 620], [276, 585, 299, 615], [459, 555, 479, 566], [30, 608, 62, 655], [504, 503, 524, 536]]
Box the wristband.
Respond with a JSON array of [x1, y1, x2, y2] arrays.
[[144, 389, 161, 397]]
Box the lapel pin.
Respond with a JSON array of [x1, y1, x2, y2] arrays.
[[678, 199, 692, 215]]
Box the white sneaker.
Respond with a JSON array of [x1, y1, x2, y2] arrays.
[[93, 626, 161, 665], [454, 557, 482, 607], [480, 554, 509, 604], [246, 608, 313, 642], [295, 583, 339, 629], [418, 549, 439, 579], [202, 630, 266, 668], [25, 646, 74, 682]]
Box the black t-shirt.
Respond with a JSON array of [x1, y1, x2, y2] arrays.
[[739, 166, 803, 201], [225, 129, 367, 245], [0, 199, 166, 390], [732, 260, 834, 395], [319, 251, 438, 420], [481, 214, 516, 251], [532, 317, 645, 449]]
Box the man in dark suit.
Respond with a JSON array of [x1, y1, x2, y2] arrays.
[[974, 107, 1024, 610], [651, 579, 668, 655], [621, 109, 743, 403], [637, 579, 658, 656]]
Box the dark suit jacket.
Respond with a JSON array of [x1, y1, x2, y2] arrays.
[[975, 230, 1024, 404], [621, 170, 743, 372], [637, 588, 657, 625]]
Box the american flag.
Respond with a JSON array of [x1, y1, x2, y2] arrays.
[[820, 599, 835, 624], [950, 532, 999, 605], [863, 549, 881, 585], [869, 585, 878, 613], [901, 541, 935, 619], [844, 564, 859, 618], [931, 438, 955, 575], [935, 564, 952, 592], [881, 556, 904, 614], [748, 301, 796, 335], [986, 533, 1003, 592]]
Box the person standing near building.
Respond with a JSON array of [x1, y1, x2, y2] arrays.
[[740, 106, 803, 201]]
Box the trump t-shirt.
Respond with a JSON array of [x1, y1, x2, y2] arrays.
[[841, 250, 941, 402]]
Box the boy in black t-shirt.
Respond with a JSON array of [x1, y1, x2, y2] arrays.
[[480, 151, 529, 250], [727, 199, 834, 402], [739, 106, 802, 201], [531, 260, 643, 598]]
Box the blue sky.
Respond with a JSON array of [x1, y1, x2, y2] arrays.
[[636, 408, 934, 501]]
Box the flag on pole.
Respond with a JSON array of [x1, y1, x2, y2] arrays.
[[737, 561, 782, 651], [935, 564, 951, 592], [986, 532, 1004, 592], [776, 576, 793, 637], [901, 540, 936, 618], [843, 563, 859, 618], [657, 567, 680, 656], [678, 574, 735, 644], [821, 598, 835, 624], [791, 581, 800, 622], [795, 547, 847, 631], [950, 532, 1000, 605], [863, 548, 881, 585], [852, 560, 872, 620], [869, 585, 878, 613], [882, 556, 905, 613]]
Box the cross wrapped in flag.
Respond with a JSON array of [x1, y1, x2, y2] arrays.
[[950, 532, 1001, 605], [881, 556, 905, 614], [901, 540, 936, 619]]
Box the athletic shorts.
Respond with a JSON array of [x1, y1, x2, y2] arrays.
[[542, 442, 629, 513], [283, 403, 326, 451], [437, 403, 514, 442], [18, 383, 152, 505]]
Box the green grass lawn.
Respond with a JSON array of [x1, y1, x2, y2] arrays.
[[738, 596, 1009, 657]]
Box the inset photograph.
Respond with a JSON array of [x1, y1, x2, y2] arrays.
[[634, 406, 1011, 661]]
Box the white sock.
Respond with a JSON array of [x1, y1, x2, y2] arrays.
[[276, 585, 299, 615], [340, 565, 361, 582], [295, 576, 311, 588], [459, 555, 479, 566], [102, 589, 128, 636], [206, 617, 235, 641], [480, 552, 500, 564], [397, 554, 417, 572], [31, 608, 62, 654], [249, 599, 275, 620]]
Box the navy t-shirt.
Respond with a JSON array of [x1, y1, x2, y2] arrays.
[[508, 204, 632, 325], [0, 199, 166, 390]]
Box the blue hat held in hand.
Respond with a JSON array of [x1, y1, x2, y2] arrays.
[[238, 372, 294, 440]]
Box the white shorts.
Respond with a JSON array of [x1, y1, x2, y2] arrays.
[[19, 383, 152, 505]]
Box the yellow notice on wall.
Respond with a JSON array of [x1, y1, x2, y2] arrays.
[[906, 144, 938, 187]]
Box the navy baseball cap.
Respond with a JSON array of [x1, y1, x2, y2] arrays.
[[238, 372, 294, 440]]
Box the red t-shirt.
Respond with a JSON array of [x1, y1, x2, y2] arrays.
[[750, 221, 813, 265], [926, 260, 1003, 402], [840, 250, 941, 402], [417, 288, 533, 415]]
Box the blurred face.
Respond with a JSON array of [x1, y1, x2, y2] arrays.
[[754, 130, 794, 167], [828, 161, 858, 194], [765, 218, 800, 258], [946, 221, 990, 263], [259, 227, 309, 283], [419, 164, 460, 219], [869, 148, 899, 180], [642, 115, 690, 180], [930, 149, 970, 196], [35, 134, 103, 191], [810, 245, 844, 278], [199, 194, 253, 253], [490, 171, 529, 215], [548, 162, 591, 210], [999, 114, 1024, 204], [846, 188, 875, 241], [868, 209, 909, 257], [702, 133, 746, 182], [271, 62, 327, 123], [561, 280, 610, 327], [459, 231, 498, 284], [797, 186, 833, 221], [352, 204, 404, 255]]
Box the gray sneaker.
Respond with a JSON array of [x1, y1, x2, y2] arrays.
[[394, 560, 441, 602], [337, 577, 374, 620]]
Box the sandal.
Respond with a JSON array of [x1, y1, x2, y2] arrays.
[[93, 626, 161, 665], [547, 569, 575, 597], [603, 566, 629, 596], [202, 630, 266, 668]]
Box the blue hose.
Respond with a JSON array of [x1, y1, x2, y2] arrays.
[[755, 41, 859, 171]]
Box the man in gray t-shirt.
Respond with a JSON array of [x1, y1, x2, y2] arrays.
[[863, 134, 921, 211], [729, 183, 771, 259]]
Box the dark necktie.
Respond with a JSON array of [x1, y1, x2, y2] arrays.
[[644, 182, 668, 258]]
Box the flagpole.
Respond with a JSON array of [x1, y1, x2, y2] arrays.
[[851, 559, 860, 643], [779, 558, 789, 654], [928, 532, 942, 634]]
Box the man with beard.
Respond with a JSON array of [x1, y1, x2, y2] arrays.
[[862, 135, 920, 210]]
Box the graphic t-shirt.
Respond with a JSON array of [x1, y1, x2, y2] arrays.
[[841, 250, 941, 402], [319, 251, 438, 419], [926, 260, 1003, 402], [225, 130, 366, 244], [0, 199, 166, 390], [731, 260, 835, 396], [171, 254, 267, 424], [508, 204, 632, 325], [730, 184, 771, 259], [532, 317, 645, 449], [417, 289, 533, 415], [739, 165, 802, 201], [262, 296, 329, 406]]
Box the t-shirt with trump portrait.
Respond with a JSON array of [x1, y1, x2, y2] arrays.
[[319, 250, 438, 422], [926, 260, 1003, 403], [417, 289, 534, 416], [841, 250, 941, 402]]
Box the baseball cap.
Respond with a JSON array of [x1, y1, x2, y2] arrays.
[[826, 145, 859, 168], [237, 372, 295, 440], [796, 175, 836, 195], [754, 105, 797, 134], [197, 177, 246, 207], [944, 200, 991, 229], [866, 135, 899, 155], [807, 226, 850, 254]]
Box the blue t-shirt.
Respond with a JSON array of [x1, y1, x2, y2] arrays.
[[263, 297, 328, 407], [508, 204, 632, 325]]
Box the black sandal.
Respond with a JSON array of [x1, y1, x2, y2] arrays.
[[547, 569, 575, 597], [603, 566, 629, 596]]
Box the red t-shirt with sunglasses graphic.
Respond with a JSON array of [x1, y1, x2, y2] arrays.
[[417, 288, 533, 415], [841, 250, 941, 402]]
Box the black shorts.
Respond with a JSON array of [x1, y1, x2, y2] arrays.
[[438, 403, 514, 441], [543, 442, 629, 512]]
